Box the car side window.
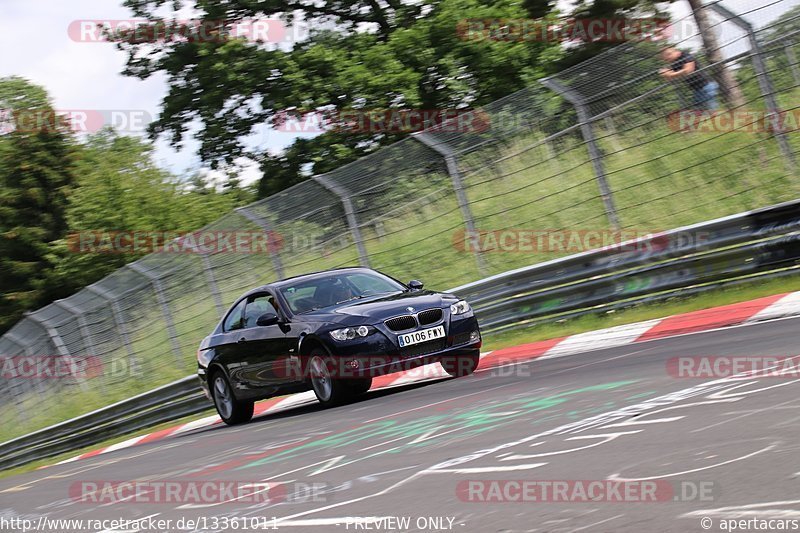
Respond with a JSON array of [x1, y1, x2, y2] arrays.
[[223, 299, 247, 332], [243, 294, 279, 328]]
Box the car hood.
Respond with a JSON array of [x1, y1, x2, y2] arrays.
[[307, 290, 452, 323]]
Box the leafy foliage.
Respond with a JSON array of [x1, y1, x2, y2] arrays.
[[117, 0, 562, 193], [0, 77, 77, 332], [0, 78, 254, 334]]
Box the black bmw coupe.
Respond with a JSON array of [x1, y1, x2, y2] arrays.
[[197, 267, 482, 424]]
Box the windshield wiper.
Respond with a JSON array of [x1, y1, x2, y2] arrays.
[[335, 295, 365, 304]]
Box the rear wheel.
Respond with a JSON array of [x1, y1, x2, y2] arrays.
[[441, 353, 480, 377], [211, 371, 254, 425]]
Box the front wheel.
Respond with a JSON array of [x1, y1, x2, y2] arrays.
[[309, 351, 351, 407], [345, 377, 372, 396], [211, 372, 254, 425], [441, 353, 480, 377]]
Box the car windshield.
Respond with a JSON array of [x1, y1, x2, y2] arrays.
[[280, 271, 405, 314]]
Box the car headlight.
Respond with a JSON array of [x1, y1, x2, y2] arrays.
[[329, 325, 374, 341], [450, 300, 471, 315]]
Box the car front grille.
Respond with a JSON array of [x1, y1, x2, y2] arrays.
[[385, 315, 417, 332], [400, 339, 446, 358], [417, 308, 443, 325]]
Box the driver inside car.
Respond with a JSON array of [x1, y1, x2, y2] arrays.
[[330, 281, 355, 304]]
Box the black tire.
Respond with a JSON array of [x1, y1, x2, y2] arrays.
[[441, 353, 480, 377], [210, 371, 254, 425], [344, 377, 372, 396], [308, 350, 351, 407]]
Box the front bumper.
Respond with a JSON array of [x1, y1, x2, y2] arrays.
[[339, 342, 481, 378], [325, 315, 481, 378]]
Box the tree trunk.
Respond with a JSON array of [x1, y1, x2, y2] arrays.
[[687, 0, 745, 109]]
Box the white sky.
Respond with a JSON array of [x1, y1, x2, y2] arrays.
[[1, 0, 796, 186]]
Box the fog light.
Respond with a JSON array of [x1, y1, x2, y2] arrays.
[[345, 359, 360, 369], [469, 331, 480, 343]]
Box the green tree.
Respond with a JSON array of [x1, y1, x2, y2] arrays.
[[48, 129, 253, 291], [0, 79, 256, 334], [0, 77, 78, 333], [117, 0, 560, 195]]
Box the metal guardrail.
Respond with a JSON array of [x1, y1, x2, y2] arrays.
[[1, 199, 799, 471], [452, 198, 800, 331], [0, 377, 211, 471]]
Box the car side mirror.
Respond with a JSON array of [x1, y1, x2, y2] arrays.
[[256, 312, 280, 327], [408, 280, 424, 291]]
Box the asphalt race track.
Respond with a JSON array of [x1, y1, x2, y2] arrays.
[[3, 317, 800, 533]]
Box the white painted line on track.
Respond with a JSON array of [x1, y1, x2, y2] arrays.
[[607, 443, 776, 481]]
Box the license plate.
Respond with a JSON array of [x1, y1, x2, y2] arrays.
[[398, 325, 445, 347]]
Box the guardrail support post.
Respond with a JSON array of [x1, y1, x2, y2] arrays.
[[235, 207, 286, 279], [412, 132, 488, 276], [312, 174, 371, 268], [709, 2, 796, 171], [127, 263, 183, 365], [540, 77, 621, 230]]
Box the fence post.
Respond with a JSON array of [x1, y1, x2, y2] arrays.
[[85, 284, 138, 376], [312, 174, 371, 268], [3, 332, 32, 419], [412, 132, 488, 276], [52, 299, 108, 392], [174, 236, 225, 318], [235, 206, 286, 279], [540, 77, 621, 230], [24, 312, 90, 392], [201, 254, 226, 317], [708, 3, 796, 170], [126, 263, 183, 365]]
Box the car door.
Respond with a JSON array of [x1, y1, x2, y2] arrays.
[[212, 297, 249, 390], [236, 292, 293, 390]]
